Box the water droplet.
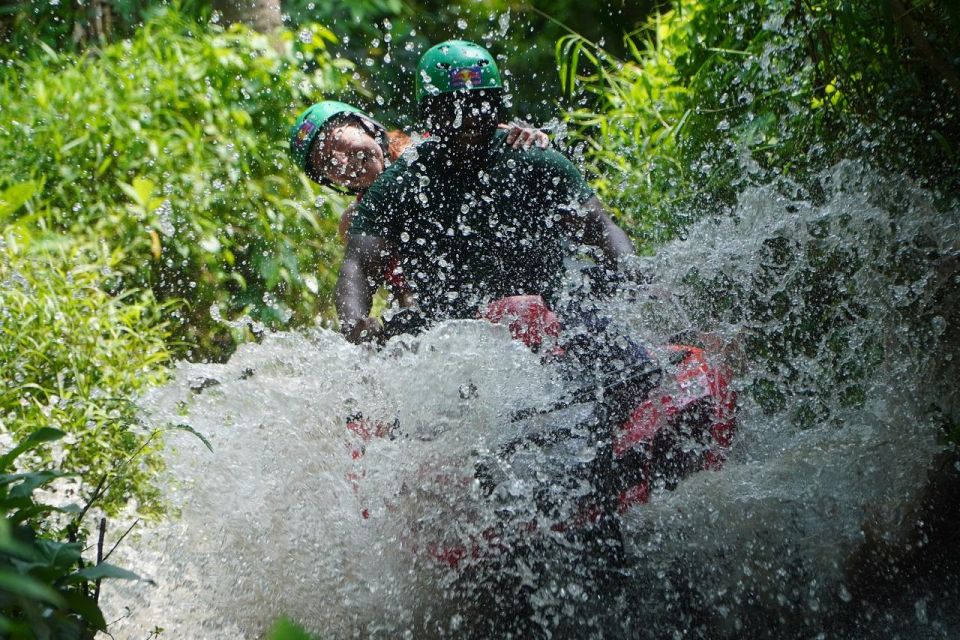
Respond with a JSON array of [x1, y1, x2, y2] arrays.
[[400, 231, 410, 243], [931, 315, 945, 336], [915, 598, 928, 624], [498, 12, 510, 36], [457, 18, 468, 30], [156, 199, 175, 236]]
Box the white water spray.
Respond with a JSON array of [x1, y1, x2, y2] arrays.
[[103, 163, 959, 638]]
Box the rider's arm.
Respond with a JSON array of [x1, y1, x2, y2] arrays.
[[527, 146, 634, 269], [336, 233, 391, 343], [576, 195, 635, 269], [337, 201, 359, 242]]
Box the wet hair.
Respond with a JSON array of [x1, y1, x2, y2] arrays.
[[386, 130, 413, 161]]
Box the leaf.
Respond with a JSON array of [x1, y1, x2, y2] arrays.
[[69, 562, 145, 582], [10, 503, 61, 526], [0, 519, 35, 560], [96, 155, 113, 176], [117, 176, 155, 209], [164, 424, 213, 453], [0, 181, 37, 222], [63, 591, 107, 631], [0, 428, 65, 471], [0, 568, 65, 607], [8, 470, 70, 499], [0, 470, 62, 487], [266, 617, 316, 640], [34, 538, 83, 569]]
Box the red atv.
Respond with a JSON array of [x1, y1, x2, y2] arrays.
[[345, 294, 737, 569]]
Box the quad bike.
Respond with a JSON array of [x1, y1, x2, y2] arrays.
[[345, 292, 737, 569]]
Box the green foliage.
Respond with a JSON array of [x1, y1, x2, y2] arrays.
[[266, 617, 316, 640], [560, 0, 960, 249], [284, 0, 665, 128], [0, 9, 352, 359], [1, 429, 142, 639], [0, 231, 170, 516], [556, 16, 696, 246], [553, 0, 958, 426], [0, 0, 212, 53]]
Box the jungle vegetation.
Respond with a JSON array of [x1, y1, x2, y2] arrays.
[[0, 0, 957, 635]]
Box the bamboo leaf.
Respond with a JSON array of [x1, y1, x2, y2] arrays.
[[0, 181, 37, 222], [70, 562, 145, 583], [0, 428, 65, 471], [165, 423, 214, 452]]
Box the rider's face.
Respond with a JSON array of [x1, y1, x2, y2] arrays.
[[309, 120, 386, 190], [427, 90, 500, 148]]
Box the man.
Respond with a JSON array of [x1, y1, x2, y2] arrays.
[[335, 40, 635, 344], [333, 42, 650, 635]]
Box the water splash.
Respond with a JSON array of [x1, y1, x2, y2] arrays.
[[104, 163, 959, 637]]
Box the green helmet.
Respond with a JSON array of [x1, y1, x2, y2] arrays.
[[289, 101, 369, 172], [416, 40, 503, 103]]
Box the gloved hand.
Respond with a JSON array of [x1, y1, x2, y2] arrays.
[[344, 316, 385, 344]]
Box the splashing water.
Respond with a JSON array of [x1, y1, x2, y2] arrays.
[[104, 163, 959, 638]]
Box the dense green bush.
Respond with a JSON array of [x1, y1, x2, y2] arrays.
[[1, 429, 142, 639], [0, 0, 212, 53], [0, 227, 170, 516], [553, 0, 959, 424], [560, 0, 960, 248], [0, 9, 352, 358], [283, 0, 665, 127]]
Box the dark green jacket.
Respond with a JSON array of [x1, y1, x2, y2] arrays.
[[350, 131, 594, 319]]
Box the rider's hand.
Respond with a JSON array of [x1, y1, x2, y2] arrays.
[[620, 263, 653, 286], [499, 124, 549, 150], [344, 316, 385, 345]]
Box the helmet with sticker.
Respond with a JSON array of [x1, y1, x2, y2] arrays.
[[415, 40, 503, 103], [289, 101, 386, 173]]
